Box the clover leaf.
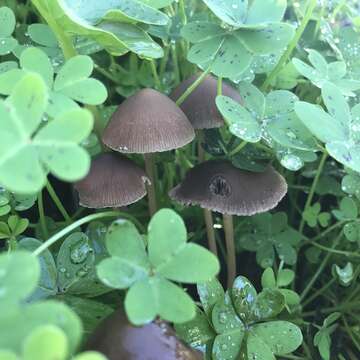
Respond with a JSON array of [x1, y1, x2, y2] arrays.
[[0, 48, 108, 117], [97, 209, 220, 325], [293, 49, 360, 96], [332, 197, 358, 221], [0, 215, 29, 241], [33, 0, 169, 58], [303, 202, 331, 228], [0, 73, 93, 194], [0, 251, 40, 307], [18, 238, 57, 301], [238, 212, 302, 268], [0, 7, 17, 55], [176, 276, 302, 360], [182, 0, 294, 78], [295, 81, 360, 173]]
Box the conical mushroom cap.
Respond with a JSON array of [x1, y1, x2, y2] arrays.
[[169, 160, 287, 216], [74, 153, 149, 208], [170, 75, 243, 129], [85, 308, 203, 360], [102, 88, 195, 154]]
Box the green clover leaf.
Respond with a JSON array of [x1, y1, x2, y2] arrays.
[[33, 0, 168, 58], [293, 49, 360, 96], [175, 275, 301, 360], [0, 251, 40, 306], [332, 197, 358, 221], [182, 0, 294, 78], [97, 209, 220, 325], [0, 48, 108, 116], [0, 73, 93, 194], [238, 212, 302, 268], [303, 202, 331, 228], [0, 7, 17, 55], [247, 321, 303, 359], [295, 81, 360, 173], [18, 238, 57, 301], [197, 277, 225, 317]]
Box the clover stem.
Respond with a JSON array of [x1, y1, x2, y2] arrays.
[[261, 0, 318, 91], [45, 181, 71, 224], [228, 140, 248, 157], [149, 59, 162, 91], [30, 1, 77, 60], [37, 191, 49, 240], [144, 153, 158, 217], [300, 231, 342, 301], [223, 213, 236, 288], [176, 66, 212, 106], [32, 211, 121, 256], [299, 151, 328, 234]]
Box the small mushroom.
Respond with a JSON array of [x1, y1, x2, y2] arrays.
[[74, 153, 149, 209], [170, 74, 242, 257], [170, 74, 242, 130], [169, 160, 287, 287], [102, 88, 195, 216], [85, 308, 203, 360]]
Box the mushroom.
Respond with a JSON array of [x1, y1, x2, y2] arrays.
[[74, 153, 149, 209], [169, 160, 287, 287], [170, 74, 242, 257], [85, 308, 203, 360], [102, 88, 195, 216], [170, 74, 242, 130]]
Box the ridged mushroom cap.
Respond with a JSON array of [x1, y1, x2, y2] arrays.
[[74, 153, 149, 208], [169, 160, 287, 216], [170, 74, 243, 129], [102, 88, 195, 153], [85, 308, 203, 360]]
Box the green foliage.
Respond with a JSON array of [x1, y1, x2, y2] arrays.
[[97, 209, 220, 324], [176, 276, 302, 360]]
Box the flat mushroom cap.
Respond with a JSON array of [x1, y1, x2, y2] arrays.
[[85, 308, 203, 360], [170, 74, 243, 129], [169, 160, 287, 216], [74, 153, 149, 208], [102, 88, 195, 154]]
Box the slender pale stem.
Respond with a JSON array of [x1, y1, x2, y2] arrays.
[[149, 59, 162, 90], [299, 151, 328, 234], [229, 141, 248, 157], [37, 191, 48, 239], [204, 210, 218, 257], [261, 0, 318, 91], [223, 214, 236, 288], [144, 153, 157, 217], [45, 181, 71, 223], [32, 211, 120, 256], [176, 67, 211, 106]]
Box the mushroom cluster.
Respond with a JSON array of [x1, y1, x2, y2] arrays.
[[85, 308, 202, 360], [75, 88, 194, 214]]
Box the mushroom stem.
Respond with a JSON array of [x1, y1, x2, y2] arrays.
[[203, 209, 218, 257], [144, 153, 157, 216], [197, 130, 218, 257], [223, 214, 236, 288]]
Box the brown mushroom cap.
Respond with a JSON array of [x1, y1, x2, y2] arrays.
[[74, 153, 149, 208], [169, 160, 287, 216], [102, 88, 195, 154], [170, 75, 243, 129], [85, 308, 203, 360]]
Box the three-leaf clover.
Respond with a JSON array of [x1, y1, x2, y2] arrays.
[[182, 0, 294, 78], [216, 83, 317, 170], [97, 209, 220, 325], [303, 202, 331, 228], [295, 81, 360, 173], [0, 215, 29, 241], [176, 276, 303, 360], [293, 49, 360, 96], [0, 47, 108, 117], [0, 7, 17, 55], [32, 0, 169, 59], [0, 251, 83, 355], [238, 212, 302, 268], [0, 73, 93, 194]]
